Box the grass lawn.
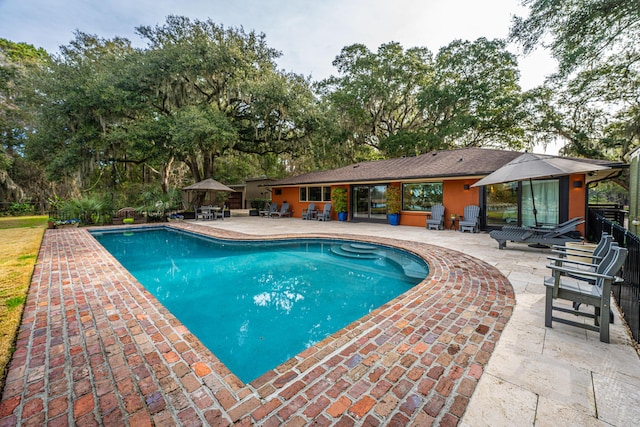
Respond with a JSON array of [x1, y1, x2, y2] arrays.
[[0, 216, 47, 390]]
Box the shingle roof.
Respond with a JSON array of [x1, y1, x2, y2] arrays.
[[271, 148, 526, 186], [270, 148, 625, 186]]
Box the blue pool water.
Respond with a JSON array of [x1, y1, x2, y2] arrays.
[[92, 227, 428, 383]]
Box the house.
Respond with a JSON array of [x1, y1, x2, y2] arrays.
[[268, 148, 625, 233]]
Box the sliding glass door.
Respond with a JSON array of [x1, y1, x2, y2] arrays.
[[352, 185, 388, 221], [522, 179, 559, 227], [485, 179, 560, 228]]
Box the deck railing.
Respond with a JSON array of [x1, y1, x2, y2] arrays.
[[588, 209, 640, 342]]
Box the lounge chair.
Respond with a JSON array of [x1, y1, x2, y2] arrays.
[[502, 217, 584, 234], [459, 205, 480, 233], [489, 217, 585, 250], [270, 202, 292, 218], [302, 203, 316, 220], [426, 204, 445, 230], [544, 245, 627, 343], [317, 203, 332, 221]]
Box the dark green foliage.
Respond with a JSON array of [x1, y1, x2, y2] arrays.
[[510, 0, 639, 75], [3, 8, 635, 205], [7, 203, 34, 216], [511, 0, 640, 168], [331, 187, 347, 213], [321, 39, 528, 158], [250, 198, 271, 210]]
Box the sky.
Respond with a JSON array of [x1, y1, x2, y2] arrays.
[[0, 0, 557, 89]]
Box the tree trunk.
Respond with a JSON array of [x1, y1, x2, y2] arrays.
[[186, 157, 202, 183], [202, 152, 215, 179], [160, 157, 174, 194]]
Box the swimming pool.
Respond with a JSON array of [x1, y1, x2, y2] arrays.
[[92, 227, 429, 383]]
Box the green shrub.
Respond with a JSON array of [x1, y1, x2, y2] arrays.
[[331, 187, 348, 213], [385, 186, 402, 214], [250, 198, 271, 210], [8, 203, 35, 216]]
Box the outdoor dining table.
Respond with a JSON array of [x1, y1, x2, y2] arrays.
[[198, 206, 222, 220]]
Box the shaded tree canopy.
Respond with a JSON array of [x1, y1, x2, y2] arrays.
[[320, 38, 527, 158], [510, 0, 640, 165], [26, 16, 319, 195], [510, 0, 640, 75], [319, 42, 434, 159], [420, 38, 526, 150], [6, 9, 636, 207], [0, 39, 50, 203]]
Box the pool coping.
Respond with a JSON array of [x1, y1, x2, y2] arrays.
[[0, 222, 515, 426]]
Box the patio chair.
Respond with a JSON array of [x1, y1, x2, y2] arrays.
[[213, 205, 225, 220], [426, 204, 445, 230], [317, 203, 332, 221], [549, 233, 614, 312], [196, 206, 213, 221], [270, 202, 292, 218], [489, 217, 585, 250], [551, 232, 612, 265], [459, 205, 480, 233], [302, 203, 316, 220], [261, 202, 278, 217], [544, 245, 627, 343]]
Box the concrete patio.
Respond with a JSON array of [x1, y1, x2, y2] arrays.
[[1, 214, 638, 425]]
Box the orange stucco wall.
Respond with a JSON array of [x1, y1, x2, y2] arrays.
[[399, 180, 480, 227], [273, 187, 302, 218], [272, 175, 588, 232], [568, 174, 587, 235], [272, 186, 341, 220]]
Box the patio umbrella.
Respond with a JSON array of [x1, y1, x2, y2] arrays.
[[471, 152, 610, 226], [182, 178, 235, 209]]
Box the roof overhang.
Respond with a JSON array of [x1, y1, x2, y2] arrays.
[[271, 174, 492, 188]]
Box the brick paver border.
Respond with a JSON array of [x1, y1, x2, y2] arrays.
[[0, 223, 514, 426]]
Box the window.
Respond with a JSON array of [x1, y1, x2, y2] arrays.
[[402, 183, 443, 211], [299, 186, 332, 202], [324, 186, 332, 202], [485, 182, 518, 227], [308, 186, 323, 201]]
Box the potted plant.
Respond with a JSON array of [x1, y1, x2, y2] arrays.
[[385, 185, 401, 226], [332, 187, 348, 221], [250, 198, 271, 216], [167, 213, 184, 222]]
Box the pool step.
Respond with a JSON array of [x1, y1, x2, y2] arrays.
[[329, 243, 381, 259], [329, 243, 429, 280], [385, 252, 429, 280]]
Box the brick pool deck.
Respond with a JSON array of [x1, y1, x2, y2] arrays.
[[0, 223, 515, 426]]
